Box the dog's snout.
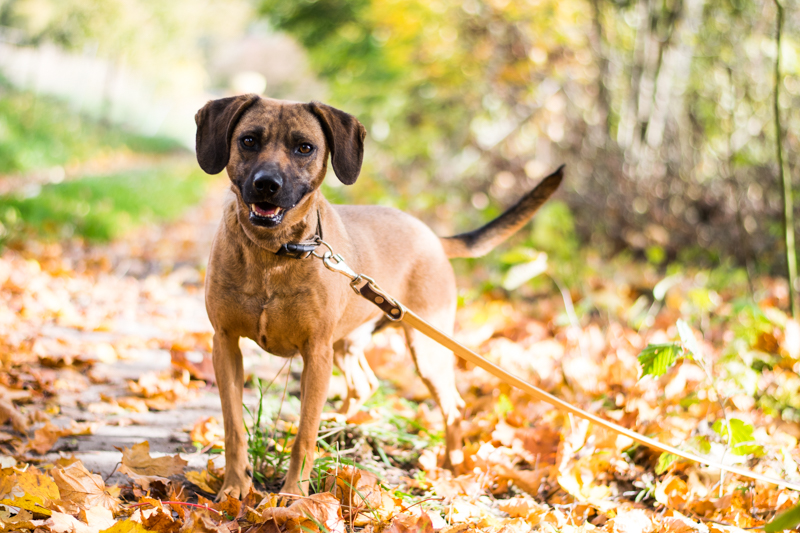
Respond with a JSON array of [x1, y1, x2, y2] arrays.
[[253, 171, 283, 194]]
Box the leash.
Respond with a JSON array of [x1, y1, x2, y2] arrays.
[[299, 238, 800, 493]]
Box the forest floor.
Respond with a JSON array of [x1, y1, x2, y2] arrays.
[[1, 159, 800, 532]]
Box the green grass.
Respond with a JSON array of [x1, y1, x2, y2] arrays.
[[244, 374, 440, 494], [0, 86, 182, 175], [0, 161, 213, 243]]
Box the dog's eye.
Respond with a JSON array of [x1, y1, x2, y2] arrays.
[[242, 136, 256, 148], [297, 143, 313, 155]]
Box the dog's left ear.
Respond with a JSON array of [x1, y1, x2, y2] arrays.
[[195, 94, 260, 175], [307, 102, 366, 185]]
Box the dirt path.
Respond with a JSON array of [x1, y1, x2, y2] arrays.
[[1, 174, 293, 485]]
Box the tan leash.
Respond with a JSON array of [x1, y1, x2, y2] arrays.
[[310, 241, 800, 492]]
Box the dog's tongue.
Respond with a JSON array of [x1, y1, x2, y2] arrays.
[[252, 203, 282, 217]]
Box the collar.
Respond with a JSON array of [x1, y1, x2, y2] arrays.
[[274, 209, 323, 259]]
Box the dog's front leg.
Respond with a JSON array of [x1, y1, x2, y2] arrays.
[[282, 342, 333, 495], [213, 331, 252, 500]]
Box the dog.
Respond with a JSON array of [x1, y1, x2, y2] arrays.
[[194, 94, 563, 498]]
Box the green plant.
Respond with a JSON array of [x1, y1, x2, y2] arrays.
[[0, 161, 211, 244], [244, 375, 292, 488], [0, 86, 181, 175], [637, 319, 764, 473]]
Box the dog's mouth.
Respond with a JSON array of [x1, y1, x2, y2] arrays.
[[248, 201, 286, 227]]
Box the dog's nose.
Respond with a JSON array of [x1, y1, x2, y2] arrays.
[[253, 171, 283, 194]]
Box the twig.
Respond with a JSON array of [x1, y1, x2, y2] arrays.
[[103, 462, 120, 483]]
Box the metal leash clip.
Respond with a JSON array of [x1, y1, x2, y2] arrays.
[[313, 240, 405, 320]]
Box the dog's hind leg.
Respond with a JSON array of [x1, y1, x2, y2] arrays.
[[334, 322, 380, 418], [403, 320, 465, 472]]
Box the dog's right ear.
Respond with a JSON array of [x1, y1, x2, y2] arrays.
[[195, 94, 260, 175]]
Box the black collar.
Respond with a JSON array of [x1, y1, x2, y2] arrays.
[[274, 209, 323, 259]]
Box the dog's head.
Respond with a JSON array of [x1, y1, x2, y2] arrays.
[[195, 95, 366, 228]]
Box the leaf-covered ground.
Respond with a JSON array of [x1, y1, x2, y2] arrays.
[[1, 177, 800, 532]]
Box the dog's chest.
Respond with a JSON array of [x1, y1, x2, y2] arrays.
[[253, 283, 324, 357]]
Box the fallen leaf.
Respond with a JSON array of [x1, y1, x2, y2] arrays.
[[100, 519, 153, 533], [385, 512, 435, 533], [0, 396, 28, 433], [51, 460, 120, 512], [117, 441, 187, 490], [323, 466, 382, 522], [26, 421, 65, 454], [190, 417, 224, 450], [288, 492, 346, 533], [0, 466, 58, 516]]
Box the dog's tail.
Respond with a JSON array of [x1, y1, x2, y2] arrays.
[[440, 165, 564, 259]]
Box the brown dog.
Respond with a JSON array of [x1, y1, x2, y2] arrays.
[[195, 94, 563, 499]]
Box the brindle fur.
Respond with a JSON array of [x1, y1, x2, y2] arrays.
[[195, 94, 563, 499]]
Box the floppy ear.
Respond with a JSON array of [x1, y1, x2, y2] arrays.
[[195, 94, 260, 175], [307, 101, 367, 185]]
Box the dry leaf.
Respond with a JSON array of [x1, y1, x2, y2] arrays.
[[117, 441, 187, 490], [288, 492, 346, 533], [27, 421, 65, 454], [0, 467, 59, 516], [385, 512, 435, 533], [99, 519, 153, 533], [323, 466, 382, 522], [0, 396, 28, 433], [189, 417, 224, 450], [51, 460, 120, 512]]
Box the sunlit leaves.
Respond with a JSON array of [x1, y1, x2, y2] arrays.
[[638, 343, 684, 378], [712, 418, 765, 456]]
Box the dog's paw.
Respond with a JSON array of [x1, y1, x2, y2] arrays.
[[215, 477, 252, 502]]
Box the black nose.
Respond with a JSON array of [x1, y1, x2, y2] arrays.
[[253, 171, 283, 194]]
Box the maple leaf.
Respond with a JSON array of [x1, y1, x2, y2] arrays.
[[0, 466, 59, 517], [117, 441, 188, 491], [45, 509, 107, 533], [50, 460, 121, 513]]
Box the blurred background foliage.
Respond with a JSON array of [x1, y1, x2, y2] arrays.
[[0, 0, 798, 284]]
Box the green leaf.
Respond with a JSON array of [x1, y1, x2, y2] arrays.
[[655, 452, 680, 474], [638, 343, 683, 378], [712, 418, 765, 456], [676, 319, 704, 363], [766, 503, 800, 532]]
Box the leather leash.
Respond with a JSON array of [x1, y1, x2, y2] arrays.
[[301, 240, 800, 492]]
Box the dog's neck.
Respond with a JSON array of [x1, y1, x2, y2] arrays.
[[232, 189, 325, 255]]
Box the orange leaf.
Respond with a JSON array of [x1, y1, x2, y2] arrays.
[[51, 461, 120, 512], [385, 512, 435, 533]]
